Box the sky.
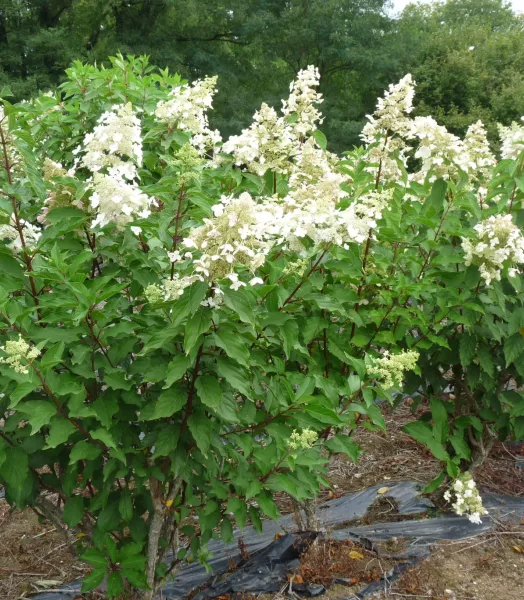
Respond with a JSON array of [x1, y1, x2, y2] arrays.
[[391, 0, 524, 14]]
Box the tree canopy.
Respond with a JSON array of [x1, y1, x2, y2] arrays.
[[0, 0, 524, 149]]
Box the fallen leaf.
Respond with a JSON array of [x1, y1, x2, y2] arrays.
[[349, 550, 364, 560], [164, 499, 174, 507], [513, 545, 524, 554], [377, 486, 391, 495], [288, 574, 304, 584]]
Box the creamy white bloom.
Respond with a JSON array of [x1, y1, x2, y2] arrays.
[[155, 76, 221, 154], [462, 214, 524, 285], [446, 472, 488, 524], [89, 171, 154, 229], [0, 336, 40, 375], [222, 103, 296, 176], [463, 121, 495, 181], [499, 118, 524, 160], [287, 428, 318, 451], [82, 103, 142, 177], [0, 216, 41, 252], [281, 65, 323, 136], [368, 350, 419, 389]]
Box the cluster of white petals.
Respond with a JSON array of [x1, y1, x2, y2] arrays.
[[281, 65, 323, 136], [361, 74, 415, 183], [353, 188, 394, 227], [0, 335, 40, 375], [408, 116, 470, 182], [0, 216, 41, 252], [222, 104, 296, 176], [499, 118, 524, 160], [444, 473, 488, 524], [464, 121, 496, 181], [183, 192, 270, 287], [89, 171, 152, 228], [462, 214, 524, 284], [81, 103, 142, 177], [223, 66, 324, 176], [78, 104, 154, 229], [368, 350, 419, 389], [154, 76, 221, 154]]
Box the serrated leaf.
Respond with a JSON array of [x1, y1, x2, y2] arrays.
[[107, 572, 123, 598], [151, 385, 187, 419], [163, 355, 190, 388], [81, 567, 106, 592], [188, 413, 211, 456], [505, 333, 524, 367], [195, 375, 222, 408], [213, 329, 249, 366], [69, 441, 102, 464], [81, 549, 108, 568], [325, 435, 360, 462], [45, 417, 76, 449], [184, 312, 211, 354], [17, 401, 56, 434], [122, 568, 149, 590], [63, 496, 85, 528], [221, 517, 234, 543], [459, 333, 476, 367]]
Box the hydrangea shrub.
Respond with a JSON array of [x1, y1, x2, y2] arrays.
[[0, 55, 523, 597]]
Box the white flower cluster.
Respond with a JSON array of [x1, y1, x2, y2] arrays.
[[464, 121, 496, 181], [462, 214, 524, 285], [353, 189, 394, 226], [154, 76, 221, 154], [281, 65, 323, 136], [361, 74, 415, 183], [78, 103, 154, 229], [222, 103, 297, 176], [287, 428, 318, 451], [360, 75, 495, 187], [89, 171, 152, 229], [81, 103, 143, 176], [0, 335, 40, 375], [183, 192, 270, 287], [409, 116, 470, 182], [444, 472, 488, 524], [223, 66, 323, 176], [0, 216, 41, 252], [368, 350, 419, 389], [499, 118, 524, 160]]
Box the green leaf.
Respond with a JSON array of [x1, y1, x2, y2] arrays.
[[0, 446, 29, 488], [122, 569, 149, 590], [119, 488, 133, 522], [477, 344, 494, 377], [184, 312, 211, 354], [422, 178, 447, 219], [69, 441, 102, 464], [256, 492, 280, 520], [312, 129, 328, 151], [325, 435, 360, 462], [222, 288, 255, 326], [120, 554, 147, 570], [63, 496, 85, 528], [195, 375, 223, 408], [215, 357, 251, 397], [17, 401, 56, 434], [45, 417, 76, 448], [213, 329, 249, 366], [226, 497, 247, 529], [430, 398, 449, 444], [249, 506, 262, 533], [449, 434, 471, 461], [81, 549, 108, 568], [221, 516, 234, 543], [8, 381, 40, 408], [504, 333, 524, 367], [93, 396, 119, 429], [423, 472, 445, 494], [151, 386, 187, 419], [459, 333, 476, 367], [163, 355, 190, 388], [188, 413, 212, 456], [81, 567, 106, 592], [107, 572, 123, 598]]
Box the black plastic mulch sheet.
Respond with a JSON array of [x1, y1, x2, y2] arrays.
[[31, 481, 524, 599]]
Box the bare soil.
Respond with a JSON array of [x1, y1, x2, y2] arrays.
[[1, 398, 523, 599]]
